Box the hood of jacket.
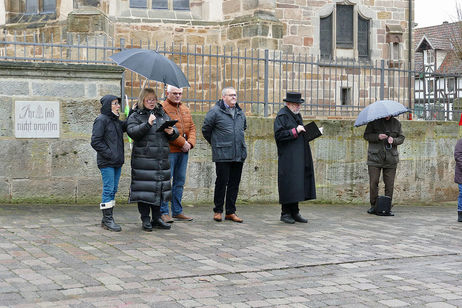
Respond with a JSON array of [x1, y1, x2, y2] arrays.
[[100, 95, 121, 117]]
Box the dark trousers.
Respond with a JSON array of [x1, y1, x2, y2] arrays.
[[213, 162, 243, 215], [281, 202, 300, 215], [137, 202, 161, 221], [368, 166, 397, 207]]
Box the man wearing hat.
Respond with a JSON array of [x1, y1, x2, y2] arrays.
[[274, 92, 320, 224]]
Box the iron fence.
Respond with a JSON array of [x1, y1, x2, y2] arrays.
[[0, 32, 460, 120]]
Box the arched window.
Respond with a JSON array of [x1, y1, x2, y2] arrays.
[[358, 15, 370, 59], [319, 4, 370, 60]]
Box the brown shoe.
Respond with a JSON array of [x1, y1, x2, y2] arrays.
[[225, 213, 243, 223], [173, 213, 193, 221], [213, 212, 222, 222], [161, 214, 174, 223]]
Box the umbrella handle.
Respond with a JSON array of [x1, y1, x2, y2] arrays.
[[385, 143, 392, 150]]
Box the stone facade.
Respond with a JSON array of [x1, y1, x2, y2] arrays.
[[1, 0, 413, 64]]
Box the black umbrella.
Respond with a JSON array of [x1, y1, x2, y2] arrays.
[[109, 48, 190, 88]]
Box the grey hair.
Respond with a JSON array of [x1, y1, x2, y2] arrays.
[[137, 88, 157, 110], [222, 87, 236, 97], [166, 84, 182, 93]]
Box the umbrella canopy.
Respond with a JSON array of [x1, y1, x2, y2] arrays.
[[354, 100, 409, 127], [110, 48, 190, 88]]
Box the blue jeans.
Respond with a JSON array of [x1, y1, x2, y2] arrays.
[[458, 184, 462, 211], [161, 152, 188, 216], [100, 167, 122, 204]]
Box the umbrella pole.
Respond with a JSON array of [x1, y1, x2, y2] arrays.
[[142, 79, 149, 91]]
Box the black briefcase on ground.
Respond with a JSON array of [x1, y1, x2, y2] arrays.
[[375, 195, 392, 216]]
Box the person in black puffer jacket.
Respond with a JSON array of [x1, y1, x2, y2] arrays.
[[127, 88, 179, 232], [91, 94, 127, 232]]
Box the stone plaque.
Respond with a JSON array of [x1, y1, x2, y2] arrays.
[[15, 101, 60, 138]]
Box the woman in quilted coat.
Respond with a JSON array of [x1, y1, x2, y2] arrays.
[[127, 88, 179, 231]]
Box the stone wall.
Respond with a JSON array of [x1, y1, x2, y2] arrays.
[[0, 60, 458, 205], [0, 61, 124, 203]]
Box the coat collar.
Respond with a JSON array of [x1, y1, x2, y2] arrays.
[[216, 99, 242, 113]]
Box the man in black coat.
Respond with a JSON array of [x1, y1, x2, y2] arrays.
[[274, 92, 321, 224]]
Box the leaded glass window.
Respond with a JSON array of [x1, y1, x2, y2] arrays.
[[336, 5, 353, 48], [320, 14, 333, 59]]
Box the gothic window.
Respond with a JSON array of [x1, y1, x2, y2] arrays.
[[319, 4, 370, 60]]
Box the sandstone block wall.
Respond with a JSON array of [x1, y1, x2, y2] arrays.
[[0, 61, 124, 203], [0, 60, 458, 205]]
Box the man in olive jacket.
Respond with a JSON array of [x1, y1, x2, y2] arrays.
[[202, 87, 247, 223], [364, 116, 405, 216]]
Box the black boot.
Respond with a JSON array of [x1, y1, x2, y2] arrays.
[[458, 211, 462, 222], [292, 212, 308, 223], [367, 207, 376, 214], [152, 217, 171, 229], [101, 208, 122, 232], [280, 213, 295, 224], [141, 216, 153, 232]]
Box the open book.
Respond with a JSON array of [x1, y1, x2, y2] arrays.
[[302, 121, 322, 141]]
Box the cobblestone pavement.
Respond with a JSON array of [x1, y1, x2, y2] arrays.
[[0, 203, 462, 308]]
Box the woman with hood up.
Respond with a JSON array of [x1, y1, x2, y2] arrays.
[[91, 94, 128, 232]]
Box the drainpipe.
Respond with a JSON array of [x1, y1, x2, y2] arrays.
[[408, 0, 413, 119]]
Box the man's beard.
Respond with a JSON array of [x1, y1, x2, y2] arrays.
[[288, 106, 300, 114]]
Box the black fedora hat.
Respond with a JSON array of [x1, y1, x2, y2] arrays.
[[283, 92, 304, 104]]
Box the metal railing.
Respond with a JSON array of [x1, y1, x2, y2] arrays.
[[0, 32, 459, 120]]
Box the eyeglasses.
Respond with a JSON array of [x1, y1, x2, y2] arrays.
[[226, 94, 237, 97], [111, 102, 120, 106]]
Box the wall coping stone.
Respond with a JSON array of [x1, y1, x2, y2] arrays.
[[0, 61, 124, 79]]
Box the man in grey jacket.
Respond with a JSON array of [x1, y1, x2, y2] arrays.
[[202, 87, 247, 223], [364, 116, 405, 216]]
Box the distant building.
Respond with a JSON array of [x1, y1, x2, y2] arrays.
[[414, 21, 462, 120]]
